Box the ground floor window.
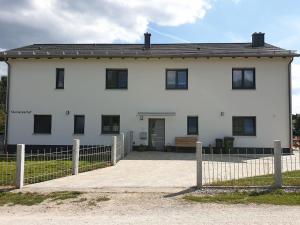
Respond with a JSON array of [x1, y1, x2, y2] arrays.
[[232, 116, 256, 136], [74, 115, 85, 134], [187, 116, 198, 135], [34, 115, 52, 134], [101, 115, 120, 134]]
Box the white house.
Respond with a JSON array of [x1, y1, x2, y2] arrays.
[[0, 33, 299, 152]]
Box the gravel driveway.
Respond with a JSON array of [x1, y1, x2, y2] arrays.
[[0, 192, 299, 225]]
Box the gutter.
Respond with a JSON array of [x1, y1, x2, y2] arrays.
[[288, 57, 293, 150], [4, 60, 10, 152]]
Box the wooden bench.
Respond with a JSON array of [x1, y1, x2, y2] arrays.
[[175, 137, 198, 151]]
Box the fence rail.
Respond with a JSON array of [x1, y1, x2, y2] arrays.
[[1, 131, 131, 189], [197, 141, 300, 188], [0, 153, 16, 187], [24, 148, 73, 184], [79, 145, 111, 173]]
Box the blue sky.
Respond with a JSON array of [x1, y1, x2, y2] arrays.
[[0, 0, 300, 112]]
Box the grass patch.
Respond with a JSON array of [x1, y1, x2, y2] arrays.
[[87, 196, 110, 207], [210, 170, 300, 186], [0, 191, 82, 206], [73, 197, 87, 203], [48, 191, 82, 201], [0, 192, 49, 206], [184, 189, 300, 205], [0, 155, 111, 186], [95, 196, 110, 202]]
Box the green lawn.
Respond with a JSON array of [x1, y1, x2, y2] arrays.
[[184, 189, 300, 205], [0, 155, 111, 186], [209, 170, 300, 187]]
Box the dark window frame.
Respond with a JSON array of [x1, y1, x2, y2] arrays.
[[106, 69, 128, 89], [56, 68, 65, 89], [33, 115, 52, 134], [232, 116, 256, 136], [165, 69, 188, 90], [101, 115, 120, 134], [232, 68, 256, 90], [74, 115, 85, 134], [187, 116, 198, 135]]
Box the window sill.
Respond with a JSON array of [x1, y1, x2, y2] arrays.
[[165, 89, 188, 90], [101, 133, 120, 135], [32, 133, 51, 135], [73, 133, 85, 136], [232, 88, 256, 90], [233, 135, 257, 137]]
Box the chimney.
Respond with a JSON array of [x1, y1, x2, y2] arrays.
[[252, 32, 265, 47], [144, 32, 151, 49]]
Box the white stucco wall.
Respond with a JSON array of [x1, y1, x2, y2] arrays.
[[7, 57, 290, 148]]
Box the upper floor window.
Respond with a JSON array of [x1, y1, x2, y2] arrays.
[[106, 69, 128, 89], [74, 115, 85, 134], [232, 116, 256, 136], [56, 68, 64, 89], [101, 115, 120, 134], [166, 69, 188, 89], [34, 115, 52, 134], [232, 68, 255, 89], [187, 116, 198, 135]]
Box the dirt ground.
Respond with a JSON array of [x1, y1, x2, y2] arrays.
[[0, 192, 300, 225]]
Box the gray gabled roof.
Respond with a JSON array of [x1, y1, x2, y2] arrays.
[[0, 43, 299, 60]]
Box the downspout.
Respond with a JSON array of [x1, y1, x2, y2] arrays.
[[4, 60, 10, 152], [288, 57, 293, 150]]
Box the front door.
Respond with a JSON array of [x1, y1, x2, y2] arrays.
[[148, 119, 165, 151]]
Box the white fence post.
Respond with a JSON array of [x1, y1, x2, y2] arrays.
[[196, 141, 203, 188], [16, 144, 25, 189], [112, 136, 117, 165], [121, 133, 125, 159], [72, 139, 80, 175], [274, 140, 282, 188]]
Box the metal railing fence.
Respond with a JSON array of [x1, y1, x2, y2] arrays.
[[24, 148, 73, 184], [0, 153, 16, 187], [197, 142, 300, 187], [79, 145, 111, 173]]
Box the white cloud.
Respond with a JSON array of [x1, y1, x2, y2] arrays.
[[292, 63, 300, 114], [0, 0, 211, 47]]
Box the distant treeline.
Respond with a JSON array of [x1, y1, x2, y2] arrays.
[[293, 114, 300, 137]]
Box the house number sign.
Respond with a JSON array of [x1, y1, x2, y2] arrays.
[[11, 110, 32, 114]]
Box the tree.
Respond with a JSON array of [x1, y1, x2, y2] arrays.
[[294, 115, 300, 136], [0, 76, 6, 134]]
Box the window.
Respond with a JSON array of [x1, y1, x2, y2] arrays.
[[187, 116, 198, 135], [102, 115, 120, 134], [106, 69, 128, 89], [34, 115, 52, 134], [166, 69, 188, 89], [74, 115, 85, 134], [232, 116, 256, 136], [232, 68, 255, 89], [56, 68, 64, 89]]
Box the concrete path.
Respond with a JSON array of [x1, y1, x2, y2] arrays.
[[24, 152, 197, 192], [23, 151, 300, 192]]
